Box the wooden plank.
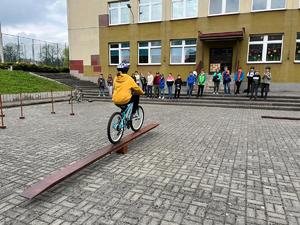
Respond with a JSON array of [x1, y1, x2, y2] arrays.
[[21, 123, 159, 199], [261, 116, 300, 121]]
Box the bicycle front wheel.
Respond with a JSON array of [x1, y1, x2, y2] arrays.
[[130, 105, 144, 132], [107, 112, 124, 144]]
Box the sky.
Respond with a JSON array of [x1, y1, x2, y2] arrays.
[[0, 0, 68, 44]]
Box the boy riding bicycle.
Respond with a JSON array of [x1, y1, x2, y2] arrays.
[[112, 63, 144, 116]]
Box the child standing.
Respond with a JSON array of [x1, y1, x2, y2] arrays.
[[107, 74, 114, 96], [166, 73, 175, 99], [147, 72, 154, 98], [234, 67, 244, 95], [159, 74, 165, 99], [261, 67, 272, 100], [174, 75, 183, 99], [197, 68, 206, 97], [212, 68, 222, 95], [97, 74, 106, 96], [250, 71, 261, 100], [187, 72, 196, 97], [247, 67, 255, 96]]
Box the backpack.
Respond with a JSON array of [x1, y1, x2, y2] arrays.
[[213, 75, 219, 82]]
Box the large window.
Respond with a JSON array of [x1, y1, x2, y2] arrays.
[[296, 33, 300, 62], [139, 0, 162, 22], [109, 43, 130, 65], [172, 0, 198, 19], [109, 1, 130, 25], [248, 34, 283, 63], [209, 0, 239, 15], [170, 39, 197, 64], [138, 41, 161, 64], [252, 0, 286, 11]]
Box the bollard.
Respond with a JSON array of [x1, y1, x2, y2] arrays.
[[70, 90, 75, 116], [0, 94, 6, 129], [51, 90, 55, 114], [19, 93, 25, 119]]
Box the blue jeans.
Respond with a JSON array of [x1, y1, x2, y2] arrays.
[[167, 85, 173, 98], [187, 84, 193, 96], [159, 88, 165, 98], [224, 82, 230, 94]]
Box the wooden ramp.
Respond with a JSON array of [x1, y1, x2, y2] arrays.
[[21, 123, 159, 199]]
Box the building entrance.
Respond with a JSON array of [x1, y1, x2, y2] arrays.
[[209, 48, 233, 74]]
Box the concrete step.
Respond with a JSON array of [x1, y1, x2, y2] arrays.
[[81, 89, 300, 100], [82, 93, 300, 104], [83, 97, 300, 111], [82, 94, 300, 107]]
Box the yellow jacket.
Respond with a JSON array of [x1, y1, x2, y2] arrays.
[[112, 73, 144, 105]]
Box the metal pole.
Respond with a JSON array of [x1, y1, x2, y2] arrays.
[[51, 90, 55, 114], [0, 23, 4, 63], [19, 93, 25, 119], [70, 91, 75, 116], [0, 94, 6, 129], [56, 43, 59, 67], [32, 39, 35, 63], [17, 36, 20, 62]]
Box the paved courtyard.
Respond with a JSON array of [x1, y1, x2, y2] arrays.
[[0, 102, 300, 225]]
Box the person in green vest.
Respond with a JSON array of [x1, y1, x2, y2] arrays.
[[212, 68, 222, 95], [197, 68, 206, 97]]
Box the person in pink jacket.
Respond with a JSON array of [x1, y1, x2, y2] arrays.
[[166, 73, 175, 99]]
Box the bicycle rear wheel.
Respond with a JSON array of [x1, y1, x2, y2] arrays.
[[130, 105, 144, 132], [107, 112, 124, 144]]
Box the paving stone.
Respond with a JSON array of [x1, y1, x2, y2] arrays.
[[0, 102, 299, 225]]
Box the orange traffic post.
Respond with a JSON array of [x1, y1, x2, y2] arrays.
[[51, 90, 55, 114], [19, 93, 25, 119], [0, 94, 6, 129], [70, 91, 75, 116]]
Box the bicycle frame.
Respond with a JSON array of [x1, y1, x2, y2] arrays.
[[118, 103, 133, 130]]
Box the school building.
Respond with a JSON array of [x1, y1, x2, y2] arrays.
[[67, 0, 300, 88]]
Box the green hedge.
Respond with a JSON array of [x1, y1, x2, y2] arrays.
[[0, 63, 69, 73]]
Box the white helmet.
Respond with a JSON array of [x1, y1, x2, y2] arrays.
[[117, 62, 130, 73]]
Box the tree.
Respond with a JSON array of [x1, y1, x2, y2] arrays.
[[63, 47, 69, 68], [3, 43, 19, 62]]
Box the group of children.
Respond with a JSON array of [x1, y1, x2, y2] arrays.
[[211, 66, 272, 100], [97, 66, 272, 100]]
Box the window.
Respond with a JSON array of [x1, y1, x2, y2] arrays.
[[138, 41, 161, 64], [109, 43, 130, 65], [252, 0, 286, 11], [295, 33, 300, 62], [109, 1, 130, 25], [209, 0, 239, 15], [172, 0, 198, 19], [248, 34, 283, 63], [170, 39, 197, 64], [139, 0, 162, 22]]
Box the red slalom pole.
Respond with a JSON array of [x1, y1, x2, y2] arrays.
[[19, 93, 25, 119], [70, 90, 75, 116], [51, 90, 55, 114], [0, 94, 6, 129]]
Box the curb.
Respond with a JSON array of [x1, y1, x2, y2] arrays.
[[3, 98, 69, 109]]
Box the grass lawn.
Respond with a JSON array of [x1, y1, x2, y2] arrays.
[[0, 70, 71, 94]]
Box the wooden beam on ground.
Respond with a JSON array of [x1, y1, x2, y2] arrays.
[[261, 116, 300, 121], [21, 123, 159, 199]]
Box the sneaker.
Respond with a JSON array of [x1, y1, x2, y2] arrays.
[[162, 96, 164, 100], [158, 96, 161, 99]]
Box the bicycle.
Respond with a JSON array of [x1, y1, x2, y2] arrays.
[[107, 103, 144, 144], [69, 89, 83, 104]]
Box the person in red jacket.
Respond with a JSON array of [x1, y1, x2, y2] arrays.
[[153, 72, 161, 98]]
